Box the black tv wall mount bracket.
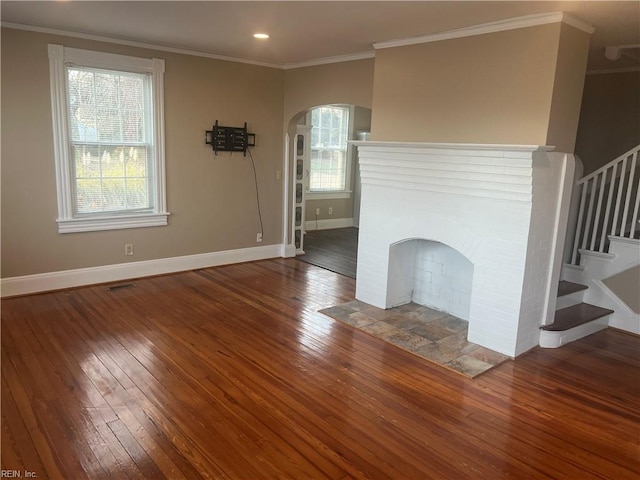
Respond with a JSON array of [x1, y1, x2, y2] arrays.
[[205, 121, 256, 156]]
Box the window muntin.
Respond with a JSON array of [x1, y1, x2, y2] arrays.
[[309, 106, 350, 192]]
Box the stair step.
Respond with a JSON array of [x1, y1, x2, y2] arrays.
[[542, 303, 614, 332], [557, 280, 588, 298]]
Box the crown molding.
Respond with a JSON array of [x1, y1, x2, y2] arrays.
[[560, 13, 596, 35], [2, 21, 375, 71], [283, 51, 375, 70], [373, 12, 595, 50], [3, 11, 595, 71], [1, 21, 284, 69]]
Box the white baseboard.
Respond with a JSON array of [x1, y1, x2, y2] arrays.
[[304, 217, 354, 231], [281, 243, 297, 258], [539, 315, 609, 348], [1, 244, 283, 297]]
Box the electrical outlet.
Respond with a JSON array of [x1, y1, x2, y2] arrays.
[[328, 207, 333, 215], [256, 233, 263, 243], [315, 208, 320, 215], [124, 244, 134, 256], [276, 170, 282, 180]]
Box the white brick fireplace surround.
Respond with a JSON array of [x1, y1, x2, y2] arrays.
[[354, 142, 575, 357]]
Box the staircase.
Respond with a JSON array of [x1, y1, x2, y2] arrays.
[[540, 145, 640, 348], [540, 281, 613, 348]]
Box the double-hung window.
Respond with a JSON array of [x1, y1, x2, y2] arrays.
[[48, 45, 168, 233], [308, 105, 352, 198]]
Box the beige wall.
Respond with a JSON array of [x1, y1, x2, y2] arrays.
[[2, 21, 600, 278], [575, 71, 640, 174], [545, 23, 591, 153], [370, 23, 580, 145], [283, 59, 374, 126], [1, 28, 284, 277], [602, 265, 640, 314], [305, 198, 353, 222]]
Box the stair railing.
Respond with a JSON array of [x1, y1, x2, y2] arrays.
[[570, 144, 640, 265]]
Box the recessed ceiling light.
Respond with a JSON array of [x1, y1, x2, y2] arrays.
[[253, 33, 270, 39]]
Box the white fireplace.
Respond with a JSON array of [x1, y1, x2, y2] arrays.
[[354, 142, 575, 357]]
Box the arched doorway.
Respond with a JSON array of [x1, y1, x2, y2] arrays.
[[283, 104, 371, 277]]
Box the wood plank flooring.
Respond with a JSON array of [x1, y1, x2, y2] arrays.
[[2, 258, 639, 479], [298, 227, 358, 278]]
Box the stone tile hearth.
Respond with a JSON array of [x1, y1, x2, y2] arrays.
[[319, 300, 510, 378]]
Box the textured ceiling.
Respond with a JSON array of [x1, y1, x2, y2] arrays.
[[2, 1, 639, 70]]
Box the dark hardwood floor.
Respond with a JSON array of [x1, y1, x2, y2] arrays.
[[2, 258, 639, 479], [297, 227, 358, 278]]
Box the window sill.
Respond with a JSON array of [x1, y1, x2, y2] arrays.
[[58, 212, 170, 233], [306, 191, 352, 200]]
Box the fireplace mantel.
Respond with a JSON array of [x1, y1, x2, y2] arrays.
[[351, 140, 555, 153], [353, 142, 556, 204]]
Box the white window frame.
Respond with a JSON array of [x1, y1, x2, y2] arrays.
[[48, 44, 169, 233], [306, 105, 354, 200]]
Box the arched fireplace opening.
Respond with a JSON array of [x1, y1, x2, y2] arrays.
[[388, 239, 474, 322]]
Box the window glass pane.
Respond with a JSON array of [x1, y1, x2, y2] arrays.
[[120, 75, 146, 143], [67, 66, 147, 144], [102, 179, 126, 211], [75, 179, 102, 214], [309, 106, 349, 192], [73, 145, 101, 178], [126, 178, 149, 209], [125, 147, 148, 177], [329, 127, 336, 141], [96, 108, 122, 142], [68, 70, 96, 141], [95, 72, 119, 108], [71, 145, 152, 214], [122, 110, 144, 142], [99, 148, 125, 178]]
